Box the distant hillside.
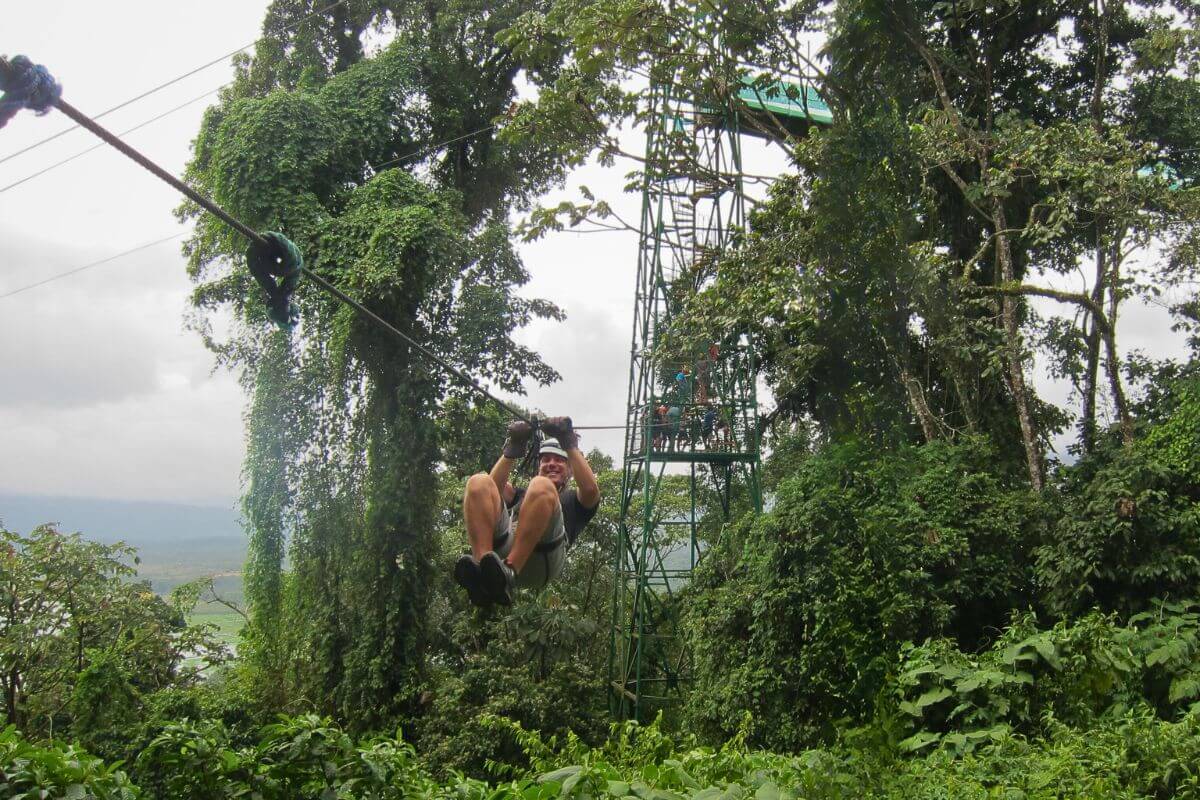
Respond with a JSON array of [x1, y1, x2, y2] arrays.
[[0, 492, 241, 543], [0, 492, 246, 601]]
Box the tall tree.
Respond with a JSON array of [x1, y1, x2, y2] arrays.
[[505, 0, 1200, 475], [182, 2, 567, 729]]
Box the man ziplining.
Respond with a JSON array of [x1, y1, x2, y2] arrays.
[[456, 417, 601, 606]]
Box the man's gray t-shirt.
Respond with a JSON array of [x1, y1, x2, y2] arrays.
[[508, 486, 599, 546]]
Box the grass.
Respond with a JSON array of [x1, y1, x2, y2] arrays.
[[188, 608, 245, 657]]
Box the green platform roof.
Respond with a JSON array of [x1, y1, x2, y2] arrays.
[[737, 77, 833, 126], [1137, 162, 1187, 190]]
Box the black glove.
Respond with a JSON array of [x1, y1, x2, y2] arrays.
[[503, 421, 533, 459], [542, 416, 578, 451]]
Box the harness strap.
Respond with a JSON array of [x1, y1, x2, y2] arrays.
[[492, 528, 566, 554], [535, 534, 566, 553]]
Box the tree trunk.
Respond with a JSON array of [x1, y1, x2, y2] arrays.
[[902, 371, 941, 441], [1083, 0, 1126, 449], [949, 361, 979, 433], [6, 669, 22, 730], [1080, 242, 1105, 452], [993, 201, 1044, 490], [1104, 236, 1135, 445]]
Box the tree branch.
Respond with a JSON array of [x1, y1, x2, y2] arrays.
[[977, 283, 1113, 337]]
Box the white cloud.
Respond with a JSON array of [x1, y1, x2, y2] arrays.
[[0, 368, 243, 505], [510, 303, 632, 463]]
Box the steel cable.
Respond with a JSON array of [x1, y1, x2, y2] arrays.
[[0, 55, 535, 425]]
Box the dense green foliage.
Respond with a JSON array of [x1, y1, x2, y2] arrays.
[[680, 369, 1200, 753], [0, 525, 226, 742], [1038, 374, 1200, 616], [9, 706, 1200, 799], [8, 0, 1200, 797], [890, 602, 1200, 752], [682, 437, 1044, 750], [0, 726, 140, 800]]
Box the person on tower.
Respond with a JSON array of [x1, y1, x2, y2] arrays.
[[456, 417, 601, 606]]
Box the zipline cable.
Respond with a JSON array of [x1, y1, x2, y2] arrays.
[[0, 128, 501, 296], [0, 0, 348, 166], [0, 55, 533, 426], [370, 125, 495, 172], [0, 232, 186, 299], [0, 87, 220, 194]]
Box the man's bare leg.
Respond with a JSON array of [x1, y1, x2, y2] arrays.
[[505, 476, 558, 573], [463, 472, 502, 560]]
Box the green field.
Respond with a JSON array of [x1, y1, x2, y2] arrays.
[[187, 608, 245, 658], [180, 608, 243, 671]]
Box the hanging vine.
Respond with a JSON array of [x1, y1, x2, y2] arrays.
[[182, 10, 566, 727]]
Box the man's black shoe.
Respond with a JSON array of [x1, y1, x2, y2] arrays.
[[453, 554, 490, 607], [480, 551, 516, 606]]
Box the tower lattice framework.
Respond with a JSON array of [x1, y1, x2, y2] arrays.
[[608, 77, 765, 721]]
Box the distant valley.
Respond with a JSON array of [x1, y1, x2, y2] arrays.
[[0, 492, 247, 607]]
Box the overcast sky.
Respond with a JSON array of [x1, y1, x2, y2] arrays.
[[0, 1, 658, 507], [1, 3, 1191, 510]]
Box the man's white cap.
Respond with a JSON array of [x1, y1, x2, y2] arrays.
[[539, 437, 569, 459]]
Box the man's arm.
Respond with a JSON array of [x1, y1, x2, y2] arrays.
[[489, 455, 517, 504], [492, 420, 533, 504], [567, 447, 600, 509], [542, 416, 600, 508]]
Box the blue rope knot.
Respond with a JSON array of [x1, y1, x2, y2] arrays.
[[247, 232, 303, 329], [0, 55, 63, 129]]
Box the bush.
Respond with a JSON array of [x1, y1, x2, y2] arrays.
[[1038, 376, 1200, 617], [414, 601, 607, 779], [135, 718, 240, 800], [0, 725, 141, 799], [881, 709, 1200, 799], [70, 650, 141, 762], [888, 612, 1138, 753], [682, 437, 1045, 750], [139, 664, 271, 748], [888, 600, 1200, 755], [134, 713, 489, 799]]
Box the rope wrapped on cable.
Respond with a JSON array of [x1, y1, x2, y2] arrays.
[[0, 55, 62, 129], [247, 232, 302, 329]]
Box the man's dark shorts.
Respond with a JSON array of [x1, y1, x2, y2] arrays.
[[493, 498, 566, 589]]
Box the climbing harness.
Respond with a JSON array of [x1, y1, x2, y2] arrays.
[[0, 56, 62, 129]]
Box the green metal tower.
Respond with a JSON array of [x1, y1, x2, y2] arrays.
[[607, 78, 765, 721], [606, 59, 831, 718]]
